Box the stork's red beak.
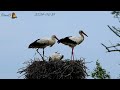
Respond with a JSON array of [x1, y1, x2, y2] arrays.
[[82, 32, 88, 37]]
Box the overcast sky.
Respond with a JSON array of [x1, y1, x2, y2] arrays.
[[0, 11, 120, 79]]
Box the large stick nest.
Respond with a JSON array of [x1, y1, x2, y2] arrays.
[[18, 59, 88, 79]]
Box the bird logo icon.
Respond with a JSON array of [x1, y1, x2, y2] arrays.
[[11, 12, 17, 19]]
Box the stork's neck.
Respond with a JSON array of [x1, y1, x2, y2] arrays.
[[51, 37, 57, 44], [51, 37, 56, 41]]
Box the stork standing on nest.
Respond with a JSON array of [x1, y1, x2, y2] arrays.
[[28, 35, 59, 61], [58, 30, 88, 60]]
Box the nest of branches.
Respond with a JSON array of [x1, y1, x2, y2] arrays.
[[18, 58, 88, 79]]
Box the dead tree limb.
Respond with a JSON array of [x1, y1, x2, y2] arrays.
[[107, 25, 120, 37], [101, 43, 120, 52], [102, 25, 120, 53]]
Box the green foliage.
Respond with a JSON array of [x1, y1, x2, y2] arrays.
[[91, 60, 111, 79]]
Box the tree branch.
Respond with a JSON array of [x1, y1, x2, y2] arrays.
[[103, 12, 120, 53], [101, 43, 120, 52], [107, 25, 120, 37], [112, 26, 120, 33]]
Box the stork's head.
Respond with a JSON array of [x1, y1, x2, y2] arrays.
[[79, 30, 88, 37], [51, 35, 59, 40]]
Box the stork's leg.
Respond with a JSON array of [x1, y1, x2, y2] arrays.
[[73, 52, 74, 60], [43, 48, 45, 61], [72, 48, 74, 60], [71, 50, 72, 60], [36, 48, 44, 61], [71, 48, 73, 60], [36, 48, 39, 54]]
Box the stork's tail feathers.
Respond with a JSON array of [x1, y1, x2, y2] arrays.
[[28, 41, 38, 48], [28, 39, 40, 48], [28, 43, 34, 48]]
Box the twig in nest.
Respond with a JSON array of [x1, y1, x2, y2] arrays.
[[59, 64, 72, 79]]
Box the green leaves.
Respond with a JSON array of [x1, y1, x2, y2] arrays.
[[91, 60, 111, 79]]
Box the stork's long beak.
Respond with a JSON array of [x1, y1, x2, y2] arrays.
[[55, 36, 59, 40], [82, 32, 88, 37]]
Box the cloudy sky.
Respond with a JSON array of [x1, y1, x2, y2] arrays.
[[0, 11, 120, 79]]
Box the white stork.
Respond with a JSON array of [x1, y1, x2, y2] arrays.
[[28, 35, 59, 61], [57, 30, 88, 60], [49, 52, 64, 61]]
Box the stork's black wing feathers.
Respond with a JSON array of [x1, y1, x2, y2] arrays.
[[28, 39, 46, 48], [58, 36, 77, 44]]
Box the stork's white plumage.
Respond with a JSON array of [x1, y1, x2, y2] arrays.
[[29, 35, 58, 60], [49, 52, 64, 61], [58, 30, 88, 60]]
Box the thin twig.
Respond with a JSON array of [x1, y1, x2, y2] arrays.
[[112, 26, 120, 33], [59, 64, 72, 79], [107, 25, 120, 37], [109, 41, 118, 50], [101, 43, 120, 52]]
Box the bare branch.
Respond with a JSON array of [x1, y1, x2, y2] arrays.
[[108, 50, 120, 52], [101, 43, 120, 52], [112, 26, 120, 33], [101, 43, 110, 52], [108, 41, 119, 52], [102, 12, 120, 53], [107, 25, 120, 37]]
